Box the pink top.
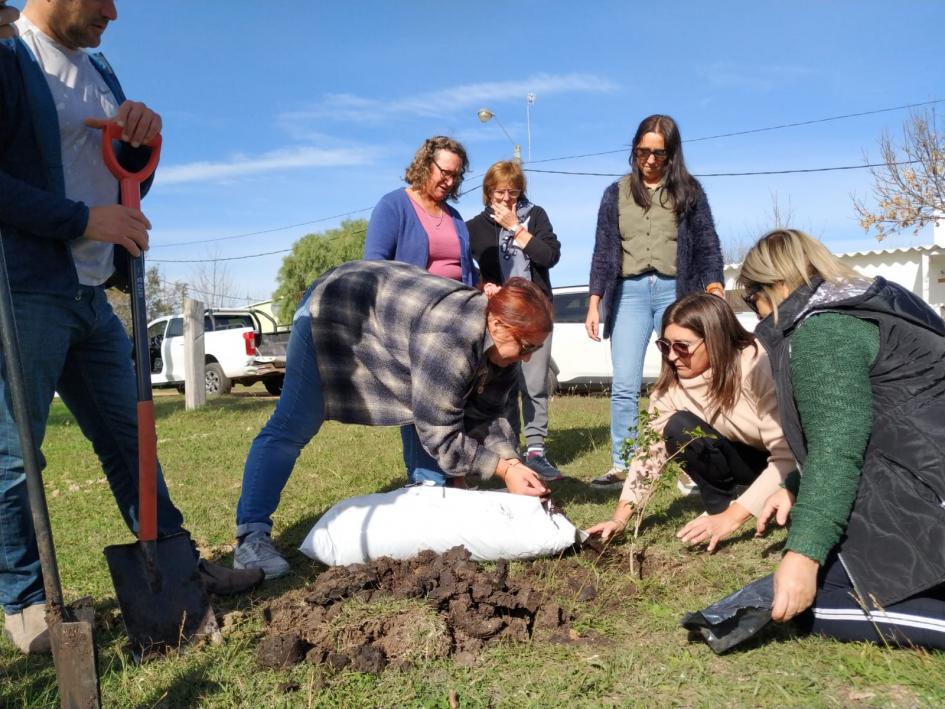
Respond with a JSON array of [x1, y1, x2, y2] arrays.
[[408, 194, 462, 281]]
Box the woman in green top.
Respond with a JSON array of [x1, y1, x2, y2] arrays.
[[740, 229, 945, 650]]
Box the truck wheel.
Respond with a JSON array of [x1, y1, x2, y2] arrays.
[[205, 362, 231, 398], [263, 376, 284, 396], [176, 383, 186, 395]]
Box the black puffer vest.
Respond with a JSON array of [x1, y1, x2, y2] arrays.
[[754, 276, 945, 607]]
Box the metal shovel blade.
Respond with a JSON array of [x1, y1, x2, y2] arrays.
[[47, 598, 101, 709], [103, 532, 219, 660]]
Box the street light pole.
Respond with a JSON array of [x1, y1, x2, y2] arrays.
[[477, 107, 522, 164], [526, 93, 535, 162]]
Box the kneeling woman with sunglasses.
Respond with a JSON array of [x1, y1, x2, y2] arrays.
[[586, 293, 794, 551]]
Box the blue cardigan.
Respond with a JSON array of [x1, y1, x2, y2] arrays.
[[0, 38, 155, 295], [588, 178, 723, 338], [363, 188, 476, 286]]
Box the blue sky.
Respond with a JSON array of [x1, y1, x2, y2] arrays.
[[46, 0, 945, 305]]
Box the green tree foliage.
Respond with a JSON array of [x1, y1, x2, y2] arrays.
[[272, 218, 368, 322]]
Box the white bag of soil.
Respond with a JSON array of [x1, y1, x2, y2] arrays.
[[299, 484, 582, 566]]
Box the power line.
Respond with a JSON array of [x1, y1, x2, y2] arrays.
[[524, 99, 944, 164], [525, 159, 921, 179]]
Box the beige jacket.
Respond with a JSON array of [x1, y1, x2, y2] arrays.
[[619, 344, 794, 517]]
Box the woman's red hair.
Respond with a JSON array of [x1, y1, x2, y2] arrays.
[[485, 277, 553, 339]]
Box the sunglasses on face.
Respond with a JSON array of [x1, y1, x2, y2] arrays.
[[517, 339, 542, 355], [742, 284, 764, 314], [655, 338, 704, 359], [634, 148, 669, 162]]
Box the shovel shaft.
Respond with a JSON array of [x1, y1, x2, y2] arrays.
[[0, 235, 66, 608], [99, 122, 162, 543]]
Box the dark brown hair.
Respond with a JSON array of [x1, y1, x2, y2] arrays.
[[481, 160, 527, 205], [403, 136, 468, 202], [485, 277, 553, 340], [652, 293, 756, 419], [627, 114, 699, 218]]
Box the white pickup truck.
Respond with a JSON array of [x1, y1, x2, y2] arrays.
[[148, 309, 289, 397]]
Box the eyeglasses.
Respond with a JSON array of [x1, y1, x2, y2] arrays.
[[432, 159, 461, 182], [493, 189, 521, 199], [742, 284, 764, 314], [634, 148, 669, 162], [655, 338, 704, 359], [517, 339, 543, 355]]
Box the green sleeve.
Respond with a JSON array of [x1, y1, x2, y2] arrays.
[[785, 313, 879, 564]]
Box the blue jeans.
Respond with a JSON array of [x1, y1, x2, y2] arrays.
[[609, 274, 676, 467], [0, 287, 184, 613], [401, 425, 447, 486], [236, 297, 324, 537]]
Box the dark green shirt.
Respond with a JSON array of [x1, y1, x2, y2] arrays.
[[617, 176, 677, 278], [785, 312, 880, 564]]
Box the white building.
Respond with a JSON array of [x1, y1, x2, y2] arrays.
[[723, 225, 945, 317]]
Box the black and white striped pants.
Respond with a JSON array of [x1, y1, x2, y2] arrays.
[[798, 553, 945, 650]]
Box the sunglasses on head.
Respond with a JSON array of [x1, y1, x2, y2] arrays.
[[655, 338, 704, 359], [742, 284, 765, 314]]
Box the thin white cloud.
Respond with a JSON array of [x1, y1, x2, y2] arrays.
[[280, 73, 619, 126], [697, 62, 814, 92], [159, 145, 379, 185]]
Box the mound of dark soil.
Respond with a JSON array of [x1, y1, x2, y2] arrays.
[[258, 546, 573, 673]]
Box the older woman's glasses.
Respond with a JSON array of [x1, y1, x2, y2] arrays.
[[742, 284, 764, 314], [493, 189, 521, 198], [634, 148, 669, 162], [432, 159, 461, 182], [655, 338, 704, 359]]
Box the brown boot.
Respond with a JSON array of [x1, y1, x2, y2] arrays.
[[197, 559, 264, 595], [3, 603, 51, 655]]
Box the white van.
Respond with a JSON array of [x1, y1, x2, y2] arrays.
[[548, 285, 758, 392]]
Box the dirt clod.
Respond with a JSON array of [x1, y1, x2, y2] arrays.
[[259, 546, 572, 673]]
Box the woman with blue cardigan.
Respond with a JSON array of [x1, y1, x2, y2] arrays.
[[585, 115, 724, 489], [364, 135, 476, 485]]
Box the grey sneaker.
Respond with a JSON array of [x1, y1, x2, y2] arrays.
[[234, 532, 290, 579], [524, 453, 564, 481], [590, 467, 627, 489]]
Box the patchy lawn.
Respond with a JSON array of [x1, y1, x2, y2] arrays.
[[2, 390, 942, 707]]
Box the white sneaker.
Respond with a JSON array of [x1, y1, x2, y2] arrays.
[[3, 603, 51, 655], [676, 472, 700, 497], [234, 532, 290, 579], [590, 467, 627, 490]]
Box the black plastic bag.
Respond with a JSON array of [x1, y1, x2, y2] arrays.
[[680, 574, 774, 653]]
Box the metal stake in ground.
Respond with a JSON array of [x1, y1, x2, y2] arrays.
[[98, 122, 219, 660], [0, 233, 101, 708]]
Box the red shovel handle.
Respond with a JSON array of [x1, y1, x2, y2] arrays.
[[99, 121, 162, 210]]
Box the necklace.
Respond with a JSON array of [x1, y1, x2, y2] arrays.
[[409, 189, 446, 228]]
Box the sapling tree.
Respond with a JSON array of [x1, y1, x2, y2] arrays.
[[615, 409, 714, 577]]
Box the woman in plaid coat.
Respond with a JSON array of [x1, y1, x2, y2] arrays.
[[233, 260, 553, 578]]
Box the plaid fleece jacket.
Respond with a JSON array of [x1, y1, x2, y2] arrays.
[[308, 260, 520, 478]]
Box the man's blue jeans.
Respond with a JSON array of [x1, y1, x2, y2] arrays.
[[0, 287, 185, 613], [236, 296, 325, 538], [609, 273, 677, 468]]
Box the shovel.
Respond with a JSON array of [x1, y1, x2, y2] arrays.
[[0, 235, 101, 707], [98, 122, 219, 660]]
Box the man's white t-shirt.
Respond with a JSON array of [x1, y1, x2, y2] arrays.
[[16, 15, 120, 287]]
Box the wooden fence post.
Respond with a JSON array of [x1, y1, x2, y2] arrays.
[[183, 298, 206, 410]]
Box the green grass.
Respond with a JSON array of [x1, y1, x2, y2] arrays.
[[2, 389, 943, 708]]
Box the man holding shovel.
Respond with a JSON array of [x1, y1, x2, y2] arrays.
[[0, 0, 263, 655]]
